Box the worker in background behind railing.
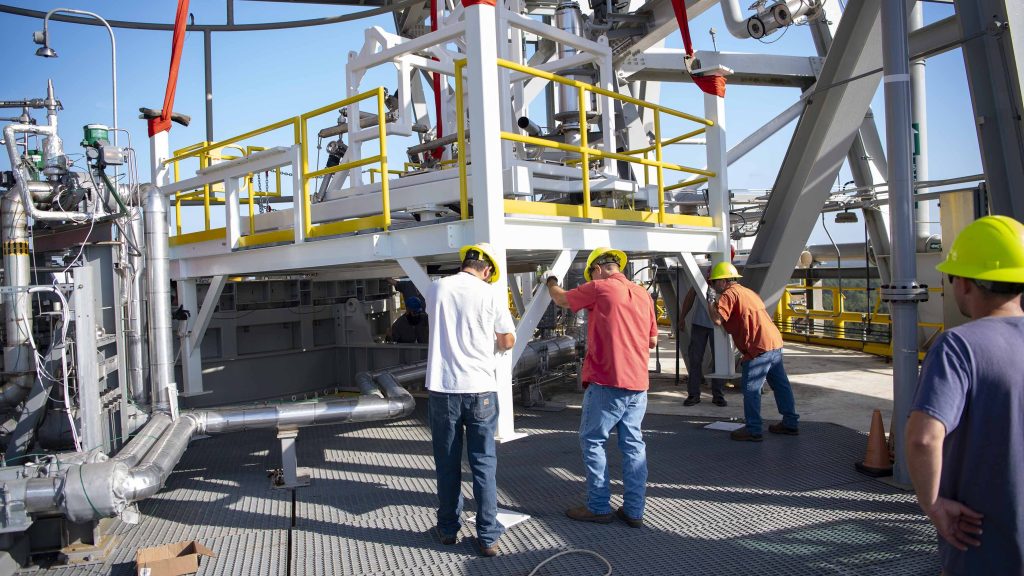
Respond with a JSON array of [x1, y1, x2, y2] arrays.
[[424, 243, 515, 558], [546, 247, 657, 529], [906, 215, 1024, 576], [678, 267, 727, 407], [707, 262, 800, 442], [387, 296, 428, 344]]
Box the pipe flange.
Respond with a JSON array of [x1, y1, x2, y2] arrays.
[[879, 283, 929, 303]]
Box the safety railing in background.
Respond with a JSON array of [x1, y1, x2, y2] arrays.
[[774, 282, 944, 358], [164, 87, 392, 247], [454, 58, 717, 228], [171, 143, 284, 244]]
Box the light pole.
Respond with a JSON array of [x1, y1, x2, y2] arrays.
[[33, 8, 118, 147]]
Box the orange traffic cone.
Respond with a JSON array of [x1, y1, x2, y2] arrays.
[[855, 409, 893, 477]]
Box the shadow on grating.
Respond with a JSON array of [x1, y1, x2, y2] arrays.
[[19, 400, 940, 575]]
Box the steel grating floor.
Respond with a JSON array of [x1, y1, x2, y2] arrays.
[[20, 401, 939, 575]]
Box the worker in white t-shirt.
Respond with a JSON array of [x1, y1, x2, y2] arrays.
[[424, 243, 515, 557]]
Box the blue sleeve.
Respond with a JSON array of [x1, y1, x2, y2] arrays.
[[911, 331, 972, 434]]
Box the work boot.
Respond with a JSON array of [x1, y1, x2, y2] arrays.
[[730, 428, 763, 442], [768, 423, 799, 436], [566, 505, 614, 524], [476, 538, 499, 557], [615, 506, 643, 528], [435, 528, 457, 545], [683, 395, 701, 406], [712, 396, 728, 407]]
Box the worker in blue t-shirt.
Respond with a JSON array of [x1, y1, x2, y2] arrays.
[[906, 215, 1024, 575]]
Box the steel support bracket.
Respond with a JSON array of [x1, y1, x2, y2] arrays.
[[272, 429, 310, 489]]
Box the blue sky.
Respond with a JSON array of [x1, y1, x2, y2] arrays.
[[1, 1, 977, 244]]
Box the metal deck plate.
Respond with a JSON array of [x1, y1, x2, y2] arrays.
[[19, 402, 939, 575]]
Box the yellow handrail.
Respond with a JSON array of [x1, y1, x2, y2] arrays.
[[774, 283, 945, 357], [166, 86, 393, 245], [455, 57, 716, 227]]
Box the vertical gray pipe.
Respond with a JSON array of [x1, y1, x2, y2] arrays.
[[204, 30, 214, 144], [126, 211, 148, 406], [143, 185, 175, 413], [554, 0, 586, 141], [909, 2, 931, 242], [1, 191, 34, 406], [881, 0, 918, 486]]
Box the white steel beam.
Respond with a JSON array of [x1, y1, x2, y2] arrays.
[[188, 275, 226, 355], [621, 49, 822, 88], [396, 257, 433, 297], [744, 0, 884, 307], [955, 0, 1024, 219], [510, 250, 577, 365]]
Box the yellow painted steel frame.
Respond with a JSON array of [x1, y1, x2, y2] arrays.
[[165, 87, 393, 247], [774, 283, 945, 359], [454, 58, 716, 227]]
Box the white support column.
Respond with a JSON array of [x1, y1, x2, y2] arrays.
[[225, 177, 241, 250], [465, 0, 518, 441], [466, 1, 505, 245], [510, 250, 577, 365], [291, 145, 306, 243], [703, 92, 738, 380], [177, 279, 206, 397], [396, 257, 433, 296]]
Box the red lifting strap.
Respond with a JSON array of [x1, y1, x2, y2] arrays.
[[670, 0, 726, 98], [148, 0, 191, 137]]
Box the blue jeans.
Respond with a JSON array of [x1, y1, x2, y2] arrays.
[[429, 391, 502, 546], [579, 384, 648, 519], [741, 348, 799, 435]]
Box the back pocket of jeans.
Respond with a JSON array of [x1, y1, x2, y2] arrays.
[[473, 395, 496, 420]]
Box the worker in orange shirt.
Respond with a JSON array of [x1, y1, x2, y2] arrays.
[[546, 247, 658, 528], [707, 262, 799, 441]]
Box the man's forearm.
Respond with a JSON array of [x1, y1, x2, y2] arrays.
[[906, 412, 944, 513], [708, 300, 722, 326], [547, 282, 570, 308]]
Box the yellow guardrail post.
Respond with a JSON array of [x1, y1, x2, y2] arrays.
[[654, 109, 664, 224], [247, 173, 256, 240], [377, 86, 391, 231], [456, 59, 469, 220], [297, 117, 311, 238], [578, 88, 590, 219]]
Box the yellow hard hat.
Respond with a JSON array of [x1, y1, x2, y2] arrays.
[[584, 247, 627, 282], [709, 261, 742, 281], [935, 215, 1024, 283], [459, 242, 502, 284]]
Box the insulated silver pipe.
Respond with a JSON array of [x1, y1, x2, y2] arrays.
[[554, 1, 586, 128], [1, 191, 35, 408], [2, 123, 94, 223], [112, 412, 171, 468], [121, 415, 199, 501], [143, 184, 175, 413], [44, 373, 416, 521], [188, 380, 416, 434], [125, 211, 148, 406]]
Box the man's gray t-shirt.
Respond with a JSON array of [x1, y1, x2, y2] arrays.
[[690, 290, 714, 329], [911, 316, 1024, 575]]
